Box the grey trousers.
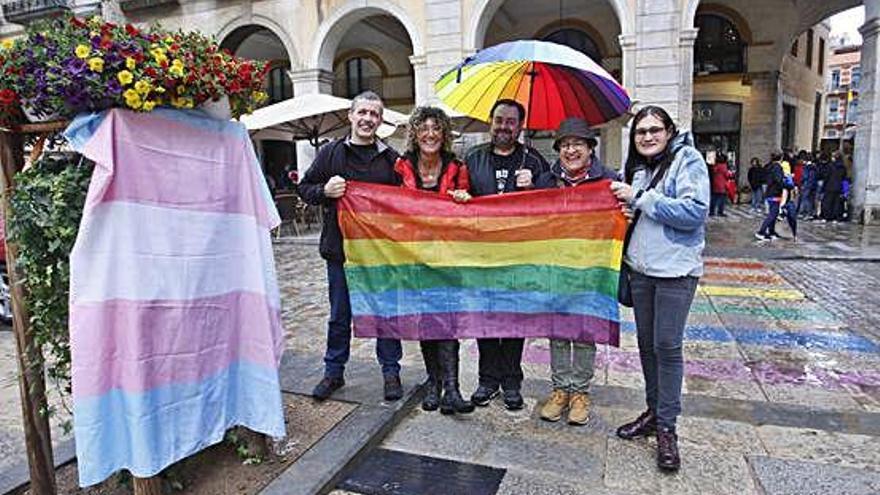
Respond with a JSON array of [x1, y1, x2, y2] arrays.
[[549, 339, 596, 393], [630, 271, 698, 429]]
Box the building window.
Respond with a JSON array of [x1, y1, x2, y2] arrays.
[[818, 38, 825, 75], [831, 69, 840, 90], [694, 14, 747, 75], [542, 28, 602, 63], [851, 66, 861, 89], [267, 65, 293, 104], [828, 98, 839, 122], [805, 29, 814, 68], [782, 104, 796, 150], [344, 56, 383, 98], [791, 38, 799, 57]]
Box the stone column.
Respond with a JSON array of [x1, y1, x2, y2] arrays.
[[678, 28, 699, 131], [409, 54, 430, 105], [853, 3, 880, 224], [631, 0, 684, 120], [742, 71, 783, 170], [425, 0, 465, 105], [288, 68, 335, 175]]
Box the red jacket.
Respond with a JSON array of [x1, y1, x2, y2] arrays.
[[711, 162, 732, 194], [394, 155, 470, 194]]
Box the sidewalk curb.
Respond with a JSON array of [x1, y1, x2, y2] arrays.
[[0, 438, 76, 495], [259, 386, 424, 495]]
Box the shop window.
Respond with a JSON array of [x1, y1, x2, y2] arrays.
[[344, 57, 383, 98], [543, 28, 602, 64], [805, 29, 814, 68], [267, 65, 293, 104], [694, 14, 746, 75]]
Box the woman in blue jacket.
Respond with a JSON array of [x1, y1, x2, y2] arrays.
[[609, 106, 710, 472]]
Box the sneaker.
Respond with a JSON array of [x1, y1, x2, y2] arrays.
[[384, 374, 403, 401], [312, 376, 345, 401], [539, 389, 569, 422], [567, 392, 590, 425], [470, 385, 500, 406], [503, 389, 525, 410]]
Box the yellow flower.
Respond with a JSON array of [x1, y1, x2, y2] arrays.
[[125, 93, 143, 110], [125, 57, 136, 70], [171, 58, 183, 67], [169, 64, 184, 78], [163, 36, 174, 45], [151, 48, 167, 64], [123, 89, 139, 100], [1, 39, 14, 50], [88, 57, 104, 73], [253, 91, 268, 104], [134, 80, 151, 95], [154, 86, 166, 94], [117, 70, 133, 86], [75, 44, 91, 59], [176, 85, 186, 95], [142, 100, 157, 111], [170, 96, 183, 108]]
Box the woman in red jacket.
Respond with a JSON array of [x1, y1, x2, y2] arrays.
[[709, 154, 732, 217], [393, 106, 474, 414]]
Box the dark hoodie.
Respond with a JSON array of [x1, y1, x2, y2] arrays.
[[534, 155, 619, 189]]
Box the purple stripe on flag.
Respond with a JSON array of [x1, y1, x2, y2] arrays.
[[353, 312, 620, 346]]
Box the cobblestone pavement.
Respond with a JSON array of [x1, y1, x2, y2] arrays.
[[2, 210, 880, 493]]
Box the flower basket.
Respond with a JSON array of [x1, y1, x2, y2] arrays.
[[0, 14, 269, 125]]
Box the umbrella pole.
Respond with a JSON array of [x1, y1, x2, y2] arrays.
[[525, 67, 538, 146]]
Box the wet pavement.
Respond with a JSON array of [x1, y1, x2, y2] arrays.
[[2, 205, 880, 493]]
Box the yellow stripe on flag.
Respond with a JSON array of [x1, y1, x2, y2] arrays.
[[344, 238, 623, 270], [698, 285, 804, 300]]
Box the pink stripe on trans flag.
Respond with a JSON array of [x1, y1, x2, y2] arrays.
[[81, 109, 279, 229], [70, 291, 283, 399]]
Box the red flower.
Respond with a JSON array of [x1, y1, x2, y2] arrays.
[[227, 80, 241, 93], [71, 16, 87, 28], [145, 67, 158, 78], [125, 24, 140, 36], [0, 89, 17, 105], [100, 38, 113, 51]]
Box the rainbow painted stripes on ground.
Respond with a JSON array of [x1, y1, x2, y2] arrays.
[[338, 181, 627, 345]]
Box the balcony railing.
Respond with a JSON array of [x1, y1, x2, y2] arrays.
[[2, 0, 70, 25], [118, 0, 178, 12]]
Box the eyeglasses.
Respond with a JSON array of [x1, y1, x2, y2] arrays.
[[634, 126, 667, 138]]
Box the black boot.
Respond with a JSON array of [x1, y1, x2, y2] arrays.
[[438, 341, 475, 415], [420, 341, 442, 411]]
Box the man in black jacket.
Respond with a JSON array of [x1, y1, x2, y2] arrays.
[[298, 91, 404, 402], [464, 99, 550, 410], [756, 152, 785, 241]]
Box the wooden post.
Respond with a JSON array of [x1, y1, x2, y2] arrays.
[[132, 476, 164, 495], [0, 130, 56, 494]]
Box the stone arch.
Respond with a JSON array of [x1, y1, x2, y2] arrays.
[[216, 15, 299, 67], [693, 3, 754, 45], [311, 0, 424, 71], [533, 19, 610, 59], [466, 0, 634, 51]]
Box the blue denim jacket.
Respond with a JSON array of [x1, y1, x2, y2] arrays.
[[624, 132, 710, 278]]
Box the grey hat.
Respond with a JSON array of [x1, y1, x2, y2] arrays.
[[553, 117, 598, 151]]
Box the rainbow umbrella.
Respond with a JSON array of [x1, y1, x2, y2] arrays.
[[435, 40, 631, 131]]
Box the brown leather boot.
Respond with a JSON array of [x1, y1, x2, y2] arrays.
[[656, 427, 681, 472], [616, 409, 657, 439]]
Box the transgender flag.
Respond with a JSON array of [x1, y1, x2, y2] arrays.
[[339, 181, 625, 345], [65, 109, 285, 486]]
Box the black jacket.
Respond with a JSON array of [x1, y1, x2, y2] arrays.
[[535, 156, 619, 189], [824, 159, 847, 194], [764, 161, 785, 199], [298, 137, 400, 261], [464, 143, 549, 197], [747, 165, 765, 190]]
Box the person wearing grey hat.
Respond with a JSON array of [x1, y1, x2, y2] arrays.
[[534, 117, 618, 426], [535, 117, 618, 189]]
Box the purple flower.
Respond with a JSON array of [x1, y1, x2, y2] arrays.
[[64, 84, 89, 109], [31, 33, 45, 46], [65, 57, 86, 75], [90, 36, 102, 50], [106, 79, 122, 95]]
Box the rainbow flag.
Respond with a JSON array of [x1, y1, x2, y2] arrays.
[[339, 180, 626, 345]]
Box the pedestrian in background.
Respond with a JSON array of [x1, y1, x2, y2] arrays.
[[747, 157, 765, 212], [709, 153, 731, 217], [610, 105, 709, 472], [822, 151, 847, 222], [798, 153, 817, 219], [756, 151, 785, 241]]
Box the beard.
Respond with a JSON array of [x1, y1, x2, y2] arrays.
[[491, 130, 516, 148]]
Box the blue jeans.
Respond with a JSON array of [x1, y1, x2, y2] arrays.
[[324, 260, 402, 378], [758, 200, 780, 237], [630, 272, 698, 429], [750, 187, 764, 211]]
